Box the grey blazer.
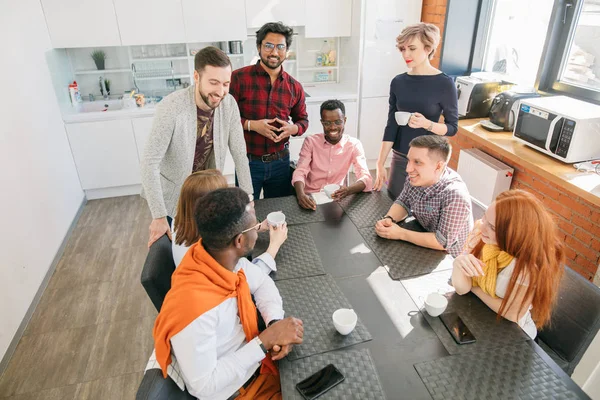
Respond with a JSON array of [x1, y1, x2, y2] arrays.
[[140, 86, 253, 219]]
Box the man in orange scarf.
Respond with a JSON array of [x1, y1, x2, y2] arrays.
[[153, 187, 304, 399]]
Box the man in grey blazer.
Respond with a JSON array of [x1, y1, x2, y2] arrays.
[[141, 46, 253, 247]]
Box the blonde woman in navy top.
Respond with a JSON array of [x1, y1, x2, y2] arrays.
[[374, 23, 459, 199]]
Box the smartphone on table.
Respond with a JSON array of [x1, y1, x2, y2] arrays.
[[439, 312, 476, 345], [296, 363, 345, 400]]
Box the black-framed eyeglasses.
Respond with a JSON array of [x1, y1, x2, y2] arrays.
[[263, 42, 287, 52], [321, 119, 344, 127]]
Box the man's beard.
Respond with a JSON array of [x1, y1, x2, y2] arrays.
[[198, 87, 220, 109], [260, 54, 284, 70]]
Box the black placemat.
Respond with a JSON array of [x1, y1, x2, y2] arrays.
[[254, 196, 336, 225], [402, 270, 529, 355], [279, 348, 387, 400], [358, 227, 454, 279], [276, 275, 372, 360], [252, 224, 325, 281], [414, 341, 582, 399], [338, 190, 394, 229]]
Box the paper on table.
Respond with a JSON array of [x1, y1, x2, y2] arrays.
[[312, 192, 333, 205]]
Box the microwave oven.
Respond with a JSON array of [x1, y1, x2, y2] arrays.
[[513, 96, 600, 163]]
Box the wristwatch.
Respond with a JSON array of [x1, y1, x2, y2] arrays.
[[256, 337, 268, 354], [383, 215, 396, 223], [426, 121, 434, 132]]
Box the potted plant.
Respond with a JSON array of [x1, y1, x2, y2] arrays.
[[90, 49, 106, 70], [104, 79, 111, 96]]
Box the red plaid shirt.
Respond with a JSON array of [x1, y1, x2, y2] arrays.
[[230, 62, 308, 156]]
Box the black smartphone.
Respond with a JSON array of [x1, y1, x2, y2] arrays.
[[439, 312, 477, 345], [296, 364, 345, 400]]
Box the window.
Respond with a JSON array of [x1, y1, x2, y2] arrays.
[[469, 0, 600, 104], [480, 0, 554, 87], [556, 0, 600, 93]]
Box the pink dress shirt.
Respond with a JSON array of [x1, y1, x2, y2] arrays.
[[292, 134, 373, 194]]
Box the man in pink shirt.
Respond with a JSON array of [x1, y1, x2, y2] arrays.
[[292, 100, 373, 210]]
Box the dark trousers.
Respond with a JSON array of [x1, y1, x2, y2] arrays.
[[388, 150, 409, 200], [248, 154, 292, 199]]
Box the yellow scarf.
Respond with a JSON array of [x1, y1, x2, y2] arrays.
[[472, 244, 514, 297]]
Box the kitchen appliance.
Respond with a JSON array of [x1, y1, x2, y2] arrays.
[[456, 75, 505, 119], [229, 41, 243, 54], [484, 90, 541, 131], [513, 96, 600, 163], [217, 41, 229, 53]]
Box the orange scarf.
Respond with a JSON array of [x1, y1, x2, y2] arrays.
[[153, 239, 278, 378]]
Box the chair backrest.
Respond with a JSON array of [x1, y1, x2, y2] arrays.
[[538, 266, 600, 374], [136, 369, 196, 400], [140, 234, 176, 312]]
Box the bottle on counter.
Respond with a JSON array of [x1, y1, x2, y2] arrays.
[[316, 52, 323, 67], [68, 81, 82, 106], [321, 40, 331, 66]]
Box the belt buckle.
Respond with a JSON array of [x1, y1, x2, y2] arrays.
[[261, 154, 271, 163]]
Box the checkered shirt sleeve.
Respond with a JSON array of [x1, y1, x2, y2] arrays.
[[435, 189, 473, 257]]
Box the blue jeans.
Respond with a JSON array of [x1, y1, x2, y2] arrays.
[[248, 154, 292, 199]]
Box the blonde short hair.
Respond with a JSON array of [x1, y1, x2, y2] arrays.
[[396, 23, 441, 60]]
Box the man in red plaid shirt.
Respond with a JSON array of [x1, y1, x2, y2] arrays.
[[230, 22, 309, 199]]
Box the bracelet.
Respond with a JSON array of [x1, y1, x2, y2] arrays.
[[247, 120, 251, 132], [427, 121, 434, 132], [267, 319, 281, 327], [255, 337, 268, 354], [383, 215, 396, 224]]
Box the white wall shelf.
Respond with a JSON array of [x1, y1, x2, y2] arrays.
[[135, 74, 189, 81], [132, 56, 188, 62], [298, 66, 338, 71], [75, 69, 131, 75]]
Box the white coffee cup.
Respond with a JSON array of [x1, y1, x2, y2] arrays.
[[332, 308, 357, 335], [266, 211, 286, 227], [323, 184, 341, 198], [424, 293, 448, 317], [395, 111, 412, 126]]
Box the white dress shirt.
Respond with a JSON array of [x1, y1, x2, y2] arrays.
[[171, 224, 276, 276], [169, 255, 284, 400]]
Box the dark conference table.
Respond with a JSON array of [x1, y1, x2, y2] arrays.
[[253, 194, 590, 400]]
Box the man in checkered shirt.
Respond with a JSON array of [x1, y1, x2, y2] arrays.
[[375, 135, 473, 257]]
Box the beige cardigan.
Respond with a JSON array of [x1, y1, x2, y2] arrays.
[[140, 86, 252, 219]]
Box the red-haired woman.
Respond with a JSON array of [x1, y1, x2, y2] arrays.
[[451, 190, 565, 338]]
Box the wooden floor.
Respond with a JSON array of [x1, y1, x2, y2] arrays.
[[0, 172, 485, 399], [0, 195, 156, 400]]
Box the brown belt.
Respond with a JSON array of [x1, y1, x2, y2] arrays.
[[248, 148, 289, 163]]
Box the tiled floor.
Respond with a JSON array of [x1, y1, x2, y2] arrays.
[[0, 196, 156, 400]]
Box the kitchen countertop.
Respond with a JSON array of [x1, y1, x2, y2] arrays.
[[62, 83, 359, 124], [458, 119, 600, 207]]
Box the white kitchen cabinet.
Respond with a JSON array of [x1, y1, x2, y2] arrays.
[[41, 0, 121, 48], [113, 0, 185, 45], [305, 103, 322, 135], [182, 0, 247, 42], [344, 101, 358, 138], [305, 0, 352, 38], [358, 97, 388, 162], [66, 119, 141, 190], [132, 116, 154, 162], [245, 0, 306, 28]]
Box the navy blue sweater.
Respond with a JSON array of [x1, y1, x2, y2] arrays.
[[383, 73, 458, 154]]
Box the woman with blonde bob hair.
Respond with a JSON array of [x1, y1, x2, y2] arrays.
[[171, 169, 229, 265], [171, 169, 288, 272], [374, 22, 459, 198], [451, 190, 565, 338]]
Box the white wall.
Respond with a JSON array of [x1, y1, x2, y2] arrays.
[[0, 0, 84, 362]]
